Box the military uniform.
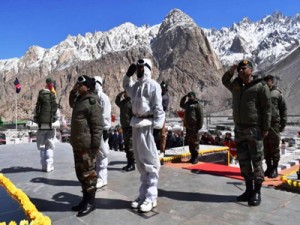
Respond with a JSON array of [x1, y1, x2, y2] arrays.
[[69, 85, 102, 216], [115, 92, 134, 171], [180, 93, 204, 163], [222, 60, 271, 206], [263, 82, 287, 178]]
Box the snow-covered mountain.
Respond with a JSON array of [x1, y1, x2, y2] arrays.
[[204, 12, 300, 70], [0, 9, 299, 120]]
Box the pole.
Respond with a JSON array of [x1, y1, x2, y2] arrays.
[[15, 92, 17, 131]]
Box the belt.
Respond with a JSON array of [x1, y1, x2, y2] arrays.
[[134, 114, 153, 119]]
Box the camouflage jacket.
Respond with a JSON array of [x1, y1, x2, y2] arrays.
[[269, 85, 287, 129]]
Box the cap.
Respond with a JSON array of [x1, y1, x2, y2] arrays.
[[77, 75, 95, 90], [46, 78, 53, 83], [264, 74, 274, 81], [237, 59, 254, 71], [187, 91, 196, 97]]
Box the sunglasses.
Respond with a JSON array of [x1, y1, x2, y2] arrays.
[[77, 76, 86, 84], [137, 59, 151, 71]]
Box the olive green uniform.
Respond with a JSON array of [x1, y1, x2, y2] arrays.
[[180, 97, 204, 160], [222, 71, 271, 183], [69, 90, 103, 194], [264, 86, 287, 169]]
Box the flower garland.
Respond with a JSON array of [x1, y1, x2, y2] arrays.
[[281, 169, 300, 188], [0, 173, 51, 225]]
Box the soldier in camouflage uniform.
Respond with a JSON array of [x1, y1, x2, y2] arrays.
[[222, 59, 271, 207], [115, 90, 135, 171], [69, 75, 103, 217], [180, 91, 204, 164], [263, 75, 287, 178]]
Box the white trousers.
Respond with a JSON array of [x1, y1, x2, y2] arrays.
[[37, 129, 56, 169], [132, 126, 160, 201], [96, 134, 109, 183]]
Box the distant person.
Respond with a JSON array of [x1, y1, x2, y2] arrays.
[[94, 76, 111, 189], [263, 75, 287, 178], [280, 139, 286, 155], [33, 77, 59, 172], [166, 130, 175, 149], [69, 75, 102, 217], [180, 91, 204, 164], [154, 81, 170, 156], [222, 59, 271, 206], [115, 90, 135, 171], [123, 58, 165, 212]]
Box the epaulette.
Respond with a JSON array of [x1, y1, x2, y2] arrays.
[[89, 97, 96, 105]]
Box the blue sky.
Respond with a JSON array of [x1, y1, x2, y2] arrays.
[[0, 0, 299, 60]]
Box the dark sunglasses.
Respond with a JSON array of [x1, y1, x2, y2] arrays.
[[137, 59, 151, 71]]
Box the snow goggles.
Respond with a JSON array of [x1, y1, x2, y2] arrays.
[[77, 76, 86, 84], [137, 59, 151, 71]]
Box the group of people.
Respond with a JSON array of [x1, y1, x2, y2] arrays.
[[33, 57, 287, 217]]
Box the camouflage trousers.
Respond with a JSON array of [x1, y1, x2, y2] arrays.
[[234, 125, 264, 182], [186, 125, 200, 159], [73, 148, 97, 193], [263, 124, 280, 165], [123, 127, 134, 162]]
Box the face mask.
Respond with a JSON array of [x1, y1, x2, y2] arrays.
[[137, 71, 144, 78]]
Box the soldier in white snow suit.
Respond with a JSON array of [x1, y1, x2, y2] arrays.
[[123, 58, 165, 212], [94, 76, 112, 189]]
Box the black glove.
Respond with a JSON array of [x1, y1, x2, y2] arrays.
[[153, 129, 161, 137], [103, 130, 109, 141], [126, 64, 137, 77]]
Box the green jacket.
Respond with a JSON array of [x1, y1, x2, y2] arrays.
[[115, 94, 132, 128], [35, 89, 57, 126], [69, 90, 103, 150], [222, 71, 271, 132], [180, 97, 204, 130], [269, 85, 287, 129]]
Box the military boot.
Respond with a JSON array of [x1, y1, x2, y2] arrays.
[[237, 180, 253, 202], [264, 160, 272, 177], [72, 190, 88, 211], [269, 163, 278, 178], [125, 159, 135, 172], [248, 181, 262, 206], [77, 191, 96, 217]]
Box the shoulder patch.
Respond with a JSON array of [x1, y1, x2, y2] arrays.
[[89, 97, 96, 105]]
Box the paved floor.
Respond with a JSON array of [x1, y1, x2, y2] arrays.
[[1, 142, 300, 225]]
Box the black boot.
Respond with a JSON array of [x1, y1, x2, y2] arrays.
[[72, 191, 88, 211], [125, 161, 135, 171], [77, 191, 96, 217], [248, 181, 262, 206], [264, 160, 272, 177], [269, 163, 278, 178], [237, 180, 253, 202]]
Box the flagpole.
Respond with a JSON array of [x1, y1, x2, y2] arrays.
[[15, 91, 17, 131]]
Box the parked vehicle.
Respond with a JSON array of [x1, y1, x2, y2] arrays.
[[0, 132, 6, 145]]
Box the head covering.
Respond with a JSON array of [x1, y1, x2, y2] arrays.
[[46, 77, 53, 83], [77, 75, 94, 90], [264, 74, 274, 81], [237, 59, 254, 71], [94, 76, 103, 94], [136, 58, 152, 80], [160, 81, 168, 90], [187, 91, 196, 97]]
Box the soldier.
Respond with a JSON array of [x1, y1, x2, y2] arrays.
[[33, 77, 59, 172], [180, 91, 204, 164], [222, 59, 271, 207], [123, 58, 165, 212], [263, 75, 287, 178], [94, 76, 112, 188], [115, 90, 135, 171], [69, 75, 103, 217]]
